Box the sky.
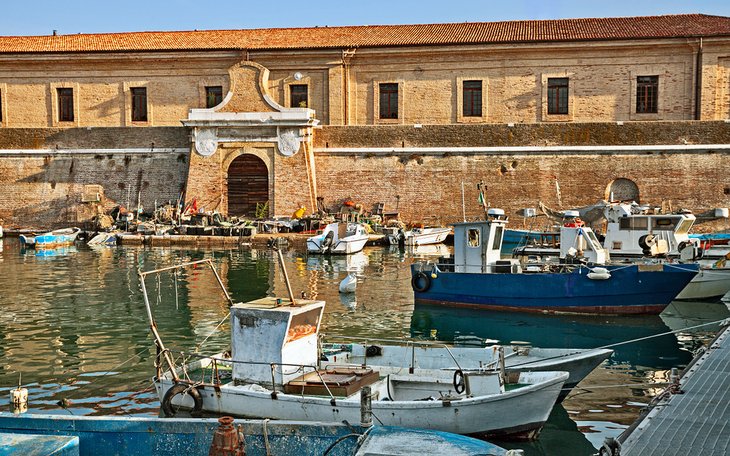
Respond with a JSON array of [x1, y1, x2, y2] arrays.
[[3, 0, 730, 36]]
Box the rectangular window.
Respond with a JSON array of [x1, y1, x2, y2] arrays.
[[0, 89, 2, 122], [463, 80, 482, 117], [57, 88, 74, 122], [131, 87, 147, 122], [547, 78, 569, 115], [290, 84, 308, 108], [205, 86, 223, 108], [379, 83, 398, 119], [636, 76, 658, 114]]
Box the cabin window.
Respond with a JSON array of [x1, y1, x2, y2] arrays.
[[636, 76, 658, 114], [653, 218, 677, 231], [205, 86, 223, 108], [467, 228, 480, 247], [619, 217, 648, 230], [131, 87, 148, 122], [462, 80, 482, 117], [57, 88, 74, 122], [379, 83, 398, 119], [547, 78, 569, 115], [675, 219, 693, 235], [492, 226, 503, 250], [290, 84, 308, 108]]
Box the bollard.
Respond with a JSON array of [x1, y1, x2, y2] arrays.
[[360, 386, 373, 427], [209, 416, 245, 456]]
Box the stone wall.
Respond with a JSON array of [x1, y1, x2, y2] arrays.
[[0, 127, 189, 229]]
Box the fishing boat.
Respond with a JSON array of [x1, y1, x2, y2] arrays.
[[515, 203, 730, 301], [411, 209, 699, 315], [19, 227, 81, 249], [385, 226, 451, 246], [87, 231, 118, 247], [320, 339, 613, 401], [141, 259, 568, 440], [306, 222, 369, 254], [0, 413, 507, 456]]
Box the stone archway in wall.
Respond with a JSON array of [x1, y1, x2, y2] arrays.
[[606, 178, 640, 203], [227, 154, 269, 217]]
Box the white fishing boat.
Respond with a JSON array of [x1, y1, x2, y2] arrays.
[[321, 340, 613, 401], [140, 259, 568, 440], [385, 227, 451, 246], [306, 222, 369, 254]]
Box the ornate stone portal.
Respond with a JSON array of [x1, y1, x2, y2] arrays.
[[182, 61, 319, 217]]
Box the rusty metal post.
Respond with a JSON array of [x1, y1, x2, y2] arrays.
[[209, 416, 244, 456]]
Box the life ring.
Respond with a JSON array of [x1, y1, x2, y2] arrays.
[[161, 383, 203, 417], [453, 369, 466, 394], [411, 272, 431, 292]]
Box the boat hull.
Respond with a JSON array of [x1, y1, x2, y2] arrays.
[[387, 228, 451, 246], [412, 263, 699, 315], [674, 267, 730, 300], [20, 228, 80, 249], [155, 370, 567, 440], [325, 343, 613, 401]]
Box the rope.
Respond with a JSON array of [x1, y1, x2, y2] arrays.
[[194, 311, 231, 353], [262, 418, 271, 456]]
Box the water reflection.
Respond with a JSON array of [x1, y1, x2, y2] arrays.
[[410, 305, 693, 369]]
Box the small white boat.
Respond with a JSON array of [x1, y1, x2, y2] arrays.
[[19, 227, 81, 249], [87, 232, 118, 247], [386, 227, 451, 246], [140, 260, 568, 440], [321, 341, 613, 401], [306, 222, 369, 254]]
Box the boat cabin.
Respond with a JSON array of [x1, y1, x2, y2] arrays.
[[602, 203, 696, 258], [452, 209, 516, 273], [231, 297, 324, 386]]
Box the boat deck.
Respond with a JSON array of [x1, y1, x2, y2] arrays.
[[618, 323, 730, 456]]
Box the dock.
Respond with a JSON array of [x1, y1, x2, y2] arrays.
[[607, 321, 730, 456]]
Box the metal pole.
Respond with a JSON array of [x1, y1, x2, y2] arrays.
[[138, 269, 179, 382], [360, 386, 372, 427], [461, 182, 466, 222], [276, 248, 296, 305]]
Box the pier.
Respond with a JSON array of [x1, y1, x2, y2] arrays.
[[608, 321, 730, 456]]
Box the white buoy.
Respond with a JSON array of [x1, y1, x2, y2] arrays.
[[10, 374, 28, 412], [587, 267, 611, 280], [339, 272, 357, 293]]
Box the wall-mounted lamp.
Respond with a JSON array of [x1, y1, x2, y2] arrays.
[[293, 72, 303, 81]]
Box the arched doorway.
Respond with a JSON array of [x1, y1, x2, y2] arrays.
[[227, 154, 269, 217], [606, 178, 640, 203]]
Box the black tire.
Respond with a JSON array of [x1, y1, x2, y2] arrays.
[[453, 369, 465, 394], [638, 234, 656, 250], [161, 383, 203, 417], [411, 272, 431, 292]]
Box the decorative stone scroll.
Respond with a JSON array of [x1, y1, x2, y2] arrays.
[[194, 127, 219, 157], [277, 128, 302, 157]]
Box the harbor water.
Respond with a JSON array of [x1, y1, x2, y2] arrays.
[[0, 238, 727, 455]]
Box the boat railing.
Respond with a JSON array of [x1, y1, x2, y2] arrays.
[[157, 349, 341, 401], [322, 335, 467, 372]]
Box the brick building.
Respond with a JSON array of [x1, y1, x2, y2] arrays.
[[0, 14, 729, 228]]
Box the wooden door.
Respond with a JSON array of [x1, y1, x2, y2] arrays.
[[227, 154, 269, 217]]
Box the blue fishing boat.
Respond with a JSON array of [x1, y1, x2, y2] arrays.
[[411, 209, 699, 315], [0, 413, 508, 456], [19, 227, 81, 249]]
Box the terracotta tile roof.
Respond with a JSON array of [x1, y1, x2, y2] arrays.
[[0, 14, 728, 53]]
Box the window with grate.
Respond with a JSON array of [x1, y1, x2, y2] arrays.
[[205, 86, 223, 108], [636, 76, 658, 114], [131, 87, 148, 122], [379, 83, 398, 119], [547, 78, 569, 115], [290, 84, 308, 108], [57, 88, 74, 122], [463, 80, 482, 117]]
